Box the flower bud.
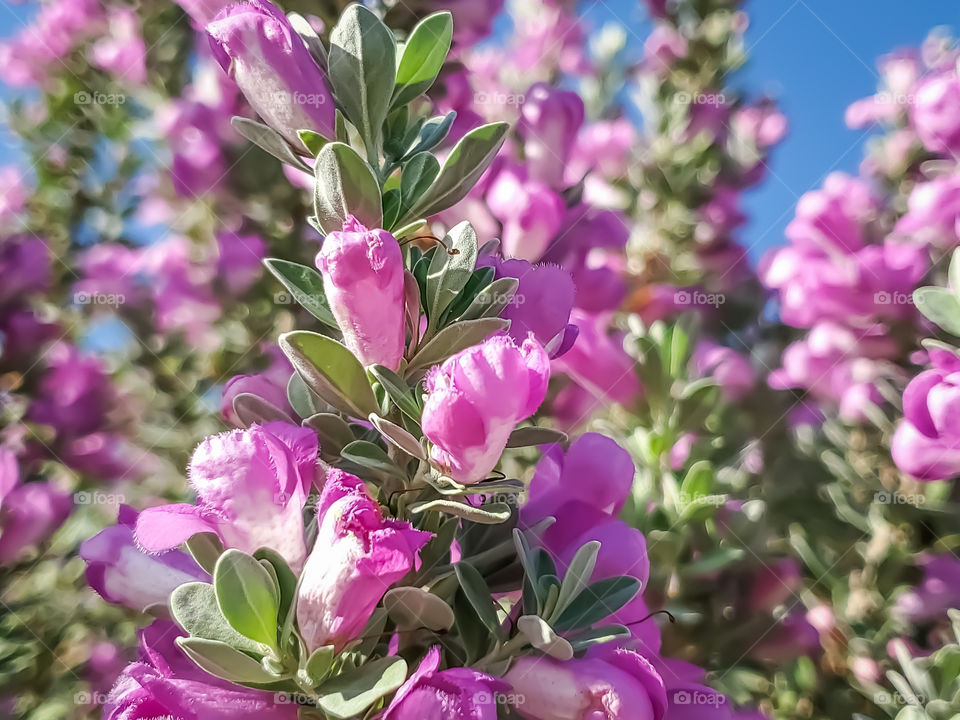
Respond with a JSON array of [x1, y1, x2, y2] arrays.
[[297, 469, 431, 652], [207, 0, 335, 146], [422, 334, 550, 484], [315, 216, 406, 370], [81, 506, 209, 612]]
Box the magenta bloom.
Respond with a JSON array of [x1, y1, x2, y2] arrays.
[[520, 436, 656, 652], [104, 620, 296, 720], [895, 174, 960, 247], [28, 343, 113, 438], [315, 216, 406, 370], [0, 235, 51, 305], [81, 506, 210, 612], [692, 340, 755, 402], [484, 257, 576, 356], [644, 25, 687, 75], [217, 232, 266, 294], [136, 422, 317, 570], [553, 310, 642, 410], [505, 648, 667, 720], [519, 83, 585, 190], [422, 334, 550, 484], [0, 480, 71, 565], [895, 553, 960, 624], [207, 0, 335, 145], [297, 469, 431, 652], [487, 165, 566, 262], [221, 368, 294, 426], [383, 646, 507, 720], [912, 74, 960, 155], [892, 350, 960, 481]]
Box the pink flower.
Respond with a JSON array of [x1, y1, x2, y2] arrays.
[[692, 340, 755, 402], [505, 648, 667, 720], [519, 83, 585, 190], [892, 350, 960, 481], [0, 480, 72, 565], [422, 334, 550, 484], [136, 423, 317, 570], [316, 216, 406, 370], [217, 232, 266, 294], [81, 506, 210, 612], [221, 349, 294, 426], [383, 646, 508, 720], [207, 0, 335, 145], [487, 165, 566, 262], [297, 469, 431, 652], [89, 8, 146, 84], [912, 73, 960, 155], [644, 25, 687, 75], [104, 620, 296, 720], [895, 174, 960, 247]]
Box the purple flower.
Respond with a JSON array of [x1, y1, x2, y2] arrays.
[[221, 350, 294, 426], [89, 8, 146, 84], [104, 620, 297, 720], [522, 433, 635, 520], [483, 257, 576, 356], [692, 340, 755, 402], [422, 334, 550, 484], [383, 646, 507, 720], [553, 310, 642, 410], [0, 480, 71, 565], [895, 174, 960, 247], [315, 216, 406, 370], [505, 647, 667, 720], [644, 25, 687, 75], [0, 165, 28, 223], [487, 165, 566, 262], [217, 232, 266, 295], [519, 83, 585, 190], [28, 344, 113, 438], [297, 469, 431, 652], [136, 422, 317, 570], [895, 553, 960, 624], [892, 350, 960, 481], [783, 172, 878, 253], [81, 506, 210, 612], [207, 0, 335, 146], [0, 235, 50, 305], [912, 73, 960, 155]]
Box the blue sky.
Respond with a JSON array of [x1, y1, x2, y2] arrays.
[[0, 1, 957, 262]]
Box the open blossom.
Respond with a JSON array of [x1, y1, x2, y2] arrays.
[[487, 164, 566, 262], [104, 620, 296, 720], [895, 173, 960, 247], [483, 257, 577, 356], [221, 349, 294, 426], [891, 349, 960, 481], [520, 434, 657, 652], [692, 340, 755, 402], [911, 73, 960, 155], [422, 334, 550, 484], [0, 480, 72, 565], [207, 0, 336, 146], [136, 423, 317, 570], [384, 646, 507, 720], [81, 506, 209, 612], [519, 83, 585, 190], [315, 216, 405, 370], [505, 648, 667, 720], [895, 553, 960, 624], [297, 469, 431, 652]]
